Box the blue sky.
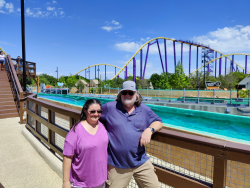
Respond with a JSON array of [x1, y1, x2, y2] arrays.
[[1, 0, 250, 79]]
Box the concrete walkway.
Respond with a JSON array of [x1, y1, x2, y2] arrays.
[[0, 118, 62, 188]]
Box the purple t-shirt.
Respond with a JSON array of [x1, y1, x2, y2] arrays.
[[63, 121, 108, 187]]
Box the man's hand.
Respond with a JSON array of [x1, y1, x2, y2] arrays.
[[140, 128, 153, 147]]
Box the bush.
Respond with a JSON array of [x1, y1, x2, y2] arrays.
[[239, 90, 249, 98], [76, 82, 85, 93]]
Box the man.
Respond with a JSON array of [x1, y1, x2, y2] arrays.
[[0, 51, 6, 71], [100, 81, 163, 188]]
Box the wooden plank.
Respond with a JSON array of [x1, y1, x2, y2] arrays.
[[154, 166, 210, 188], [27, 110, 68, 138], [28, 96, 80, 119], [26, 123, 63, 157], [213, 156, 226, 188]]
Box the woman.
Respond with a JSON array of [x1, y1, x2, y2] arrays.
[[63, 99, 108, 188]]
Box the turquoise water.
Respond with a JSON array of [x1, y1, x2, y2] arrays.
[[38, 94, 250, 145]]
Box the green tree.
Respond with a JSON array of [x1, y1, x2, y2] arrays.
[[76, 82, 85, 93], [66, 76, 78, 88], [169, 62, 190, 89]]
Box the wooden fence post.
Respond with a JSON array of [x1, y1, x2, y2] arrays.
[[48, 110, 56, 154], [213, 154, 226, 188]]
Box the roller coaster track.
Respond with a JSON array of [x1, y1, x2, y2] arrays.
[[109, 37, 241, 80], [74, 63, 134, 77], [188, 53, 250, 76], [0, 47, 7, 55]]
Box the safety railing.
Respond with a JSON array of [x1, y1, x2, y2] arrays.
[[11, 58, 36, 77], [26, 93, 250, 188], [5, 55, 33, 123], [61, 87, 249, 107]]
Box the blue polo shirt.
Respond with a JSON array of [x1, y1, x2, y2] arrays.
[[99, 101, 162, 169]]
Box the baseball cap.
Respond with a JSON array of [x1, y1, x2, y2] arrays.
[[120, 81, 137, 92]]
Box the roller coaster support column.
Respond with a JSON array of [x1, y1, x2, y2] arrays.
[[115, 67, 119, 78], [219, 54, 222, 76], [215, 52, 217, 78], [173, 41, 176, 70], [164, 39, 168, 73], [156, 39, 165, 73], [85, 69, 86, 78], [231, 55, 234, 72], [143, 44, 150, 79], [181, 43, 183, 67], [98, 65, 100, 80], [245, 55, 248, 74], [140, 49, 143, 79], [225, 58, 227, 75], [95, 66, 96, 79], [105, 65, 106, 81], [133, 58, 136, 82], [189, 45, 191, 75], [125, 66, 127, 79]]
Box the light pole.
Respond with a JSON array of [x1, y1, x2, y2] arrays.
[[87, 67, 90, 93], [55, 67, 58, 81], [21, 0, 27, 91]]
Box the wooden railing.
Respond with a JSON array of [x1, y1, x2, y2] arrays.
[[26, 93, 250, 188], [11, 58, 36, 77], [5, 55, 34, 123]]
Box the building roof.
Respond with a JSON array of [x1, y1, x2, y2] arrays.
[[238, 77, 250, 85], [75, 80, 88, 85], [90, 79, 99, 84]]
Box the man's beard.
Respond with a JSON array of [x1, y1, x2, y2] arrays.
[[122, 96, 136, 107]]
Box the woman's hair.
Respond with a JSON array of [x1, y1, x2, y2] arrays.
[[115, 90, 143, 107], [72, 99, 102, 131]]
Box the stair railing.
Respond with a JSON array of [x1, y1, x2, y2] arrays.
[[5, 55, 27, 123]]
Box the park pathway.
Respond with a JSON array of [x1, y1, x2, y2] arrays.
[[0, 117, 62, 188]]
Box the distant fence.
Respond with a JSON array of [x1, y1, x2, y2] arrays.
[[26, 93, 250, 188]]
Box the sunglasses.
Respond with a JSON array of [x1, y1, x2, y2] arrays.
[[88, 110, 102, 114], [121, 90, 135, 96]]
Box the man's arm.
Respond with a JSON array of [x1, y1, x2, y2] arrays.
[[140, 121, 163, 147]]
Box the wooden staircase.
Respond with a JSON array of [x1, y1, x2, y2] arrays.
[[0, 70, 19, 119]]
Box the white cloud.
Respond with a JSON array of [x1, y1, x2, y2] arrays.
[[24, 5, 65, 18], [17, 8, 20, 12], [112, 20, 119, 25], [52, 1, 57, 4], [101, 20, 122, 32], [5, 2, 13, 13], [26, 8, 33, 16], [101, 26, 113, 32], [0, 1, 15, 14], [0, 0, 5, 8], [47, 6, 55, 11], [141, 37, 151, 41], [193, 25, 250, 53], [115, 42, 141, 52]]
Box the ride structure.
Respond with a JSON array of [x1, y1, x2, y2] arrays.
[[74, 37, 250, 81]]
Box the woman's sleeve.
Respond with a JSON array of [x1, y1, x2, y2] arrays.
[[63, 130, 77, 156]]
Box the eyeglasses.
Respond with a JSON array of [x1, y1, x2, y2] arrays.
[[121, 90, 135, 96], [89, 110, 102, 114]]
